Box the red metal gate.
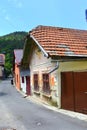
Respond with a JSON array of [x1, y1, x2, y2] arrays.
[[61, 72, 87, 114], [74, 72, 87, 114], [61, 72, 75, 111]]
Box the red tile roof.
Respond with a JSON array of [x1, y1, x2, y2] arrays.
[[30, 25, 87, 57], [0, 54, 5, 65], [14, 49, 23, 65]]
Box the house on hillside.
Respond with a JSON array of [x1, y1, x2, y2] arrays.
[[0, 54, 5, 79], [13, 49, 30, 95], [21, 25, 87, 114], [13, 49, 23, 90]]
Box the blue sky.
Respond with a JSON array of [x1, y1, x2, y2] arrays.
[[0, 0, 87, 36]]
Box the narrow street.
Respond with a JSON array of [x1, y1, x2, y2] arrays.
[[0, 79, 87, 130]]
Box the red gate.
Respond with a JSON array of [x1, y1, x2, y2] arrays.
[[61, 72, 87, 114]]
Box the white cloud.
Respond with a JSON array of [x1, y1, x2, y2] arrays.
[[17, 1, 23, 8], [8, 0, 23, 8], [4, 14, 17, 29], [5, 15, 10, 21]]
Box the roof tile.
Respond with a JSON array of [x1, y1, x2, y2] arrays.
[[30, 25, 87, 57]]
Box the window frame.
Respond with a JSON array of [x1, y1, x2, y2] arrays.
[[42, 73, 50, 94], [33, 74, 39, 91]]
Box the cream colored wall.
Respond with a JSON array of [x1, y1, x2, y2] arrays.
[[30, 47, 58, 105], [59, 60, 87, 72], [57, 60, 87, 108]]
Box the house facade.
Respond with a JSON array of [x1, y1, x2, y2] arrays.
[[0, 54, 5, 79], [13, 49, 23, 90], [20, 69, 30, 95], [13, 49, 31, 95], [21, 25, 87, 114], [29, 46, 59, 106]]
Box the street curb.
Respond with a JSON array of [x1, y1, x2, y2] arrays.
[[19, 90, 87, 122]]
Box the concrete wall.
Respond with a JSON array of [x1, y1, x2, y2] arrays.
[[59, 60, 87, 72]]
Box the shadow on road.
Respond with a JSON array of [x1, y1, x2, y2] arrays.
[[0, 92, 8, 96]]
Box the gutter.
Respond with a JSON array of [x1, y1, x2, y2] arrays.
[[30, 34, 49, 58], [49, 61, 59, 74]]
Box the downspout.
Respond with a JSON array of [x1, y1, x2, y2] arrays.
[[49, 61, 59, 74], [49, 61, 59, 108]]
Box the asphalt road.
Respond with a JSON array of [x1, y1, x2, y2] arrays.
[[0, 79, 87, 130]]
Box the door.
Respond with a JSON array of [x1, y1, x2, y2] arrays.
[[26, 76, 31, 95], [74, 72, 87, 114], [61, 72, 75, 111], [61, 72, 87, 114]]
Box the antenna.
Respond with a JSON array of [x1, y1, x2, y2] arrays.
[[85, 9, 87, 21]]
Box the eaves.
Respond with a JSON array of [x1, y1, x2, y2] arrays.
[[30, 34, 49, 58]]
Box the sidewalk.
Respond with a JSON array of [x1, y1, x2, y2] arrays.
[[20, 90, 87, 122], [28, 97, 87, 121]]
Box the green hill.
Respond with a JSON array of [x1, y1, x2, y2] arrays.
[[0, 31, 28, 77]]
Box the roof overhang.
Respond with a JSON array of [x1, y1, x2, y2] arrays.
[[30, 34, 49, 58], [20, 69, 30, 76]]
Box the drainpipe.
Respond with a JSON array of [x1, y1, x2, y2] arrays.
[[49, 61, 59, 74]]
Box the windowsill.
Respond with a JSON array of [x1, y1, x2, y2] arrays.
[[50, 89, 56, 91], [34, 90, 40, 95], [42, 92, 51, 98]]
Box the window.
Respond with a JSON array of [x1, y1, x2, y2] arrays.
[[22, 76, 24, 83], [34, 74, 39, 91], [43, 74, 50, 94]]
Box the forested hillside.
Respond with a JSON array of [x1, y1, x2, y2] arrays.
[[0, 31, 28, 76]]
